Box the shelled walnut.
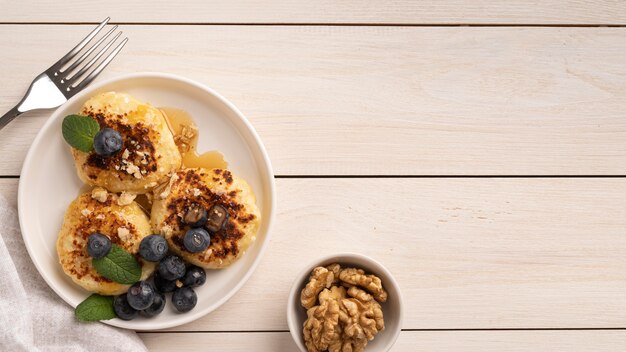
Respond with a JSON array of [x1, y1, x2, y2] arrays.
[[300, 264, 388, 352], [326, 263, 342, 285], [339, 268, 388, 303], [301, 266, 335, 309], [303, 286, 344, 352]]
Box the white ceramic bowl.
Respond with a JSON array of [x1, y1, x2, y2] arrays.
[[287, 253, 403, 352], [18, 72, 275, 330]]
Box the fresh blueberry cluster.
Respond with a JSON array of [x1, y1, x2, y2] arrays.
[[86, 232, 207, 320], [112, 258, 206, 320], [119, 236, 206, 320]]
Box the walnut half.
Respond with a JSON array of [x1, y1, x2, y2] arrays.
[[303, 286, 344, 352], [301, 266, 335, 309], [339, 268, 388, 303]]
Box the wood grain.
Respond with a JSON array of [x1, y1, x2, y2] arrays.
[[1, 26, 626, 176], [1, 1, 625, 25], [2, 177, 626, 330], [139, 330, 626, 351]]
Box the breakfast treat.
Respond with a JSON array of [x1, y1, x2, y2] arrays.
[[57, 188, 156, 295], [69, 92, 182, 194], [301, 264, 388, 352], [151, 168, 261, 269]]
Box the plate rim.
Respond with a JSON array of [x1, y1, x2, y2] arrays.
[[17, 71, 276, 330]]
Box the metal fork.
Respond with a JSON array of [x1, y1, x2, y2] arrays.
[[0, 17, 128, 130]]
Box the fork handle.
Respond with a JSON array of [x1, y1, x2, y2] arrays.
[[0, 106, 22, 131]]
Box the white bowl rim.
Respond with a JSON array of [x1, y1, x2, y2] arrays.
[[286, 252, 404, 352], [17, 71, 276, 330]]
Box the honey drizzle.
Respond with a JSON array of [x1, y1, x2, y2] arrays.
[[134, 194, 152, 214], [159, 107, 228, 170]]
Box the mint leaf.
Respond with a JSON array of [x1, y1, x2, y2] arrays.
[[92, 244, 141, 284], [75, 294, 116, 321], [62, 114, 100, 152]]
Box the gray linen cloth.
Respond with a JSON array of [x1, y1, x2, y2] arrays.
[[0, 194, 147, 352]]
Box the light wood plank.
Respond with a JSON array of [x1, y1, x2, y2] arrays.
[[2, 177, 626, 329], [140, 332, 299, 352], [1, 1, 625, 25], [139, 330, 626, 351], [1, 26, 626, 176]]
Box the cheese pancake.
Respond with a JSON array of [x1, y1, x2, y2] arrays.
[[71, 92, 181, 194], [57, 188, 155, 295], [151, 168, 261, 269]]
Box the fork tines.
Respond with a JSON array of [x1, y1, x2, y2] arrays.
[[46, 17, 128, 98]]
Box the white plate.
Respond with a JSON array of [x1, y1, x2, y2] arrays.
[[18, 72, 275, 330]]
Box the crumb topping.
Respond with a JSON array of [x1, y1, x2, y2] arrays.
[[174, 124, 198, 153], [117, 191, 137, 206], [117, 227, 131, 242], [144, 181, 158, 189], [91, 187, 108, 203]]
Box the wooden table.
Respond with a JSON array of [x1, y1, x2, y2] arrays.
[[1, 2, 626, 350]]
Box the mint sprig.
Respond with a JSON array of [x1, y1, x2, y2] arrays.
[[62, 114, 100, 152], [92, 244, 141, 284], [75, 294, 116, 321]]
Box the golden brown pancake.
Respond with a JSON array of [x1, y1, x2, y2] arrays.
[[57, 188, 155, 295], [151, 168, 261, 269], [70, 92, 182, 194]]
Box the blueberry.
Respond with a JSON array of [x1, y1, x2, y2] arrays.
[[126, 281, 155, 310], [142, 291, 166, 317], [139, 235, 168, 262], [153, 272, 179, 293], [183, 228, 210, 253], [206, 205, 228, 232], [157, 255, 186, 281], [113, 294, 138, 320], [93, 128, 123, 157], [87, 232, 111, 259], [182, 266, 206, 287], [183, 204, 207, 228], [172, 287, 197, 313]]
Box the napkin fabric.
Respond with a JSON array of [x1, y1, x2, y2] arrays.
[[0, 194, 148, 352]]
